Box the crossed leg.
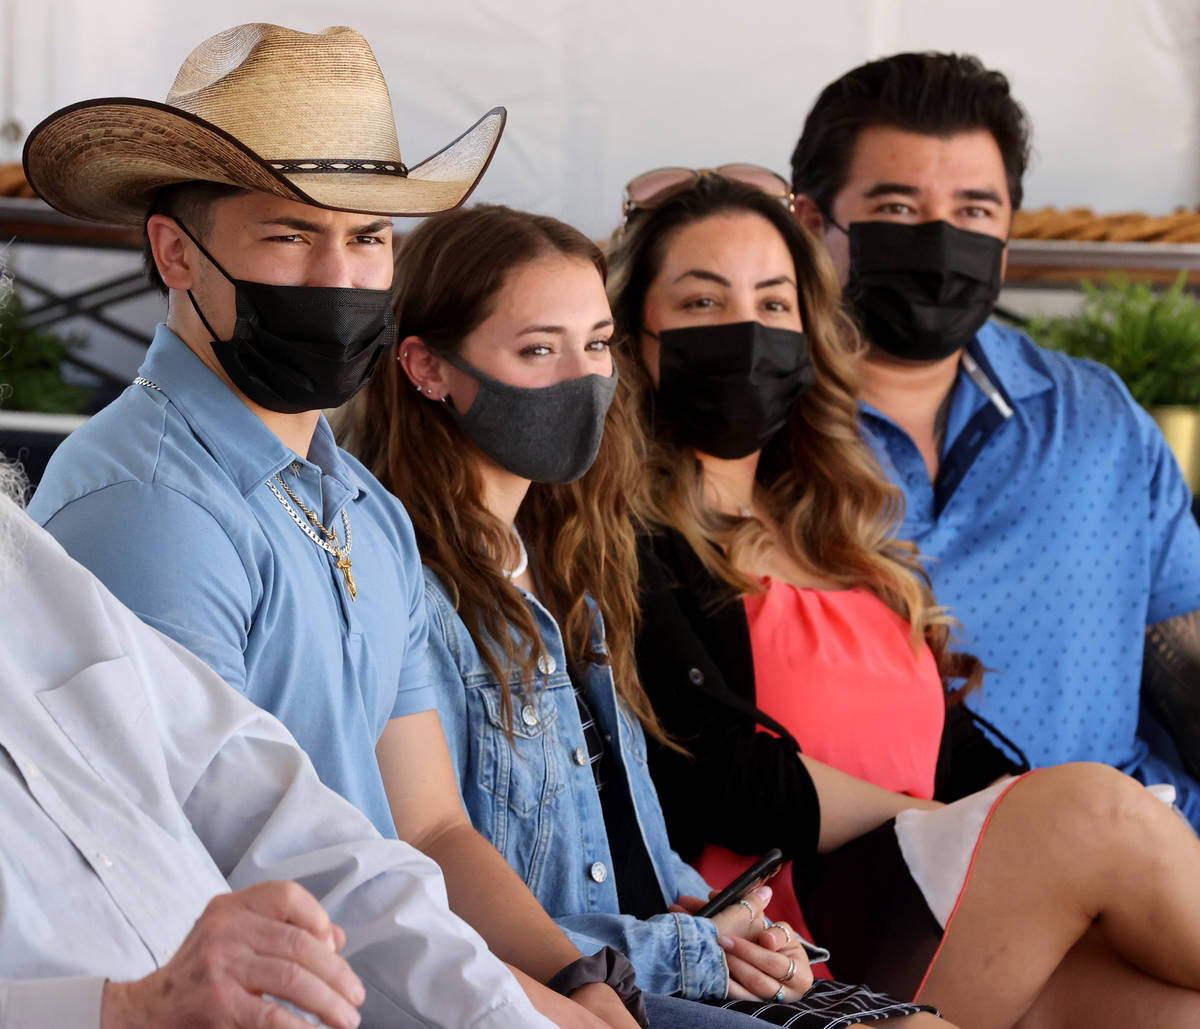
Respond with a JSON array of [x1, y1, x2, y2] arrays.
[[1012, 925, 1200, 1029], [915, 763, 1200, 1028]]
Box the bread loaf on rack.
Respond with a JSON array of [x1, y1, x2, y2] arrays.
[[0, 163, 36, 198], [1012, 206, 1200, 243]]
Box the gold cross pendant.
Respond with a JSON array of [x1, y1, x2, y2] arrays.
[[336, 553, 358, 601]]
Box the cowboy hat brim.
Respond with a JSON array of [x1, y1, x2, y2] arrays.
[[22, 98, 506, 226]]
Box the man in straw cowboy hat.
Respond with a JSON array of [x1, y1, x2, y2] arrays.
[[19, 21, 673, 1029]]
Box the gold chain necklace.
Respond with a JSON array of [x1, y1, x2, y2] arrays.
[[267, 474, 357, 600], [132, 376, 358, 600]]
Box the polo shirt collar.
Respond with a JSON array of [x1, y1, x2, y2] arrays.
[[136, 325, 369, 502], [860, 320, 1054, 429], [971, 320, 1053, 403]]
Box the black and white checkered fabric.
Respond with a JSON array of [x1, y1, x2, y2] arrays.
[[716, 977, 938, 1027]]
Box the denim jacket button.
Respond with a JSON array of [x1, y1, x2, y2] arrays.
[[688, 667, 705, 685], [589, 861, 608, 883], [521, 704, 539, 727], [537, 653, 557, 675], [573, 746, 588, 766]]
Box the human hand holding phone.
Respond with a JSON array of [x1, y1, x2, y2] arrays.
[[671, 884, 771, 943], [674, 888, 815, 1002], [672, 851, 823, 1003], [695, 849, 784, 919]]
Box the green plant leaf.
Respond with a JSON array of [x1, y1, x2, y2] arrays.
[[1026, 272, 1200, 408], [0, 293, 89, 414]]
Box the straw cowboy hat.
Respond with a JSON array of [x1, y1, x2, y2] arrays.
[[23, 22, 506, 226]]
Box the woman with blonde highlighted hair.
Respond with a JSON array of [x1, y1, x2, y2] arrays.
[[341, 203, 947, 1028], [611, 169, 1200, 1029]]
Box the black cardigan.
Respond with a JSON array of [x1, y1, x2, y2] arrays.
[[635, 528, 1025, 865]]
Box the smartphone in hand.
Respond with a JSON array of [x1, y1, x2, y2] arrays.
[[694, 849, 784, 919]]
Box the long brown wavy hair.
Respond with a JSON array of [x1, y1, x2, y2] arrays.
[[339, 204, 676, 742], [608, 176, 982, 692]]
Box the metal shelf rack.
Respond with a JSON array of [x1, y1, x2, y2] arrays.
[[1004, 239, 1200, 289]]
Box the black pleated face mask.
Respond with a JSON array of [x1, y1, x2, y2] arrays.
[[652, 321, 814, 460], [178, 222, 395, 413], [845, 220, 1004, 363]]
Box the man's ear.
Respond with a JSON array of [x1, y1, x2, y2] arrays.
[[146, 215, 196, 291], [792, 194, 826, 237], [398, 337, 451, 401]]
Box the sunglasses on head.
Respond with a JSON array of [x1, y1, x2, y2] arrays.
[[620, 164, 794, 228]]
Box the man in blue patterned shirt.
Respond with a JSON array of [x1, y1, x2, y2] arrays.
[[790, 51, 1200, 827]]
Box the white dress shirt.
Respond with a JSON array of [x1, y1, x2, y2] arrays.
[[0, 499, 554, 1029]]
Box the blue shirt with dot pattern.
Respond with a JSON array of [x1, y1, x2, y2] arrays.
[[862, 321, 1200, 823]]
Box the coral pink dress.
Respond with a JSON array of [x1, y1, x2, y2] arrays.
[[695, 580, 1021, 997], [746, 582, 945, 796]]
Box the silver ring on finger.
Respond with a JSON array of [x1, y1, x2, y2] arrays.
[[775, 922, 793, 944], [771, 986, 785, 1003], [735, 898, 756, 922], [780, 956, 797, 984]]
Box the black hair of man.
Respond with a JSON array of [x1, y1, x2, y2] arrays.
[[141, 181, 248, 296], [789, 52, 1032, 220]]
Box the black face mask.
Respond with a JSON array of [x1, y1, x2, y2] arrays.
[[844, 220, 1004, 363], [653, 321, 814, 460], [443, 352, 618, 484], [178, 222, 396, 413]]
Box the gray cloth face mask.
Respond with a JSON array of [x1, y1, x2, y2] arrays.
[[442, 353, 618, 483]]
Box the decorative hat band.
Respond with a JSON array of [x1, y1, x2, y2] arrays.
[[266, 158, 409, 176]]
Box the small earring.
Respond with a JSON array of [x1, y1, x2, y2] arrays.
[[413, 382, 422, 392]]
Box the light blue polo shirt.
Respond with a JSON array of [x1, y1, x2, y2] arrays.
[[862, 321, 1200, 818], [29, 324, 434, 838]]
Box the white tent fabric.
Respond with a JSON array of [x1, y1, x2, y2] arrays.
[[3, 0, 1197, 238]]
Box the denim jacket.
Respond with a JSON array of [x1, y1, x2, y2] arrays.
[[423, 570, 728, 1000]]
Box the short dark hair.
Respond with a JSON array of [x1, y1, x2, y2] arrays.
[[789, 52, 1032, 216], [141, 181, 247, 296]]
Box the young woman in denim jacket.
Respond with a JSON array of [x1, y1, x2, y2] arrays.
[[341, 203, 946, 1029], [607, 170, 1200, 1029]]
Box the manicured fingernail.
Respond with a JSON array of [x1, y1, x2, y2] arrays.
[[718, 935, 735, 950], [754, 885, 773, 903]]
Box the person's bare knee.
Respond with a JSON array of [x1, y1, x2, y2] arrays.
[[997, 762, 1194, 935], [1004, 762, 1158, 864], [1023, 762, 1140, 821]]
